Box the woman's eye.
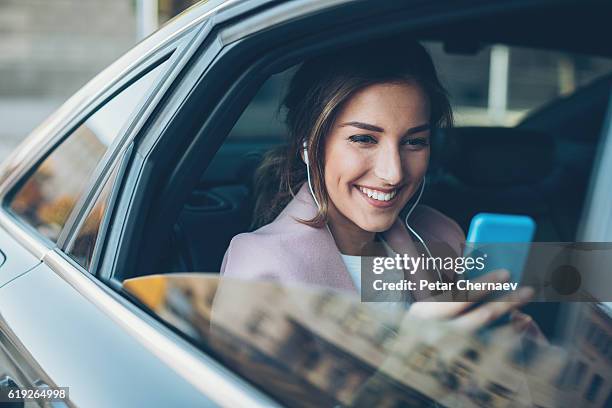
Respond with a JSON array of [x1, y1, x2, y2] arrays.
[[402, 137, 430, 148], [349, 134, 377, 144]]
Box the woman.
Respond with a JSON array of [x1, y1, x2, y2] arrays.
[[221, 39, 535, 328]]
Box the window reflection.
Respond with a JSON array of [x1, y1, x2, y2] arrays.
[[10, 127, 105, 240], [68, 161, 119, 270], [123, 275, 612, 407], [9, 61, 167, 241]]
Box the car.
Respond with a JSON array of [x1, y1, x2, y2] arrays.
[[0, 0, 611, 406]]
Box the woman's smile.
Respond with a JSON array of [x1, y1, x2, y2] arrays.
[[355, 185, 401, 208]]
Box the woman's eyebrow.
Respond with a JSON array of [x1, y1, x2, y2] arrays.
[[404, 123, 431, 136], [341, 121, 384, 132], [341, 121, 430, 135]]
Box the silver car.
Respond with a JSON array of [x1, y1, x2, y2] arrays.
[[1, 0, 611, 406]]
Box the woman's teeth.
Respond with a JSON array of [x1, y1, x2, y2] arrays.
[[358, 186, 397, 202]]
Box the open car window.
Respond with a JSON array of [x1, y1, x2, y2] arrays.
[[164, 42, 612, 281]]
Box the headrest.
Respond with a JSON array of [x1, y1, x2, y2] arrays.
[[439, 127, 555, 188]]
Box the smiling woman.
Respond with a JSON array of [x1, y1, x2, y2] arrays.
[[220, 38, 536, 325], [251, 40, 453, 232], [220, 39, 465, 296]]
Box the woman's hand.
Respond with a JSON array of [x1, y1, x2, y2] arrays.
[[405, 269, 535, 332]]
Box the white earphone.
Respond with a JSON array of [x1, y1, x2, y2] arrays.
[[303, 140, 321, 209], [303, 140, 442, 283], [403, 177, 444, 283]]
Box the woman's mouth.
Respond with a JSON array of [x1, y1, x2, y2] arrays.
[[356, 185, 400, 208]]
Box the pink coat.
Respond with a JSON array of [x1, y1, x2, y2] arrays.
[[220, 183, 465, 292]]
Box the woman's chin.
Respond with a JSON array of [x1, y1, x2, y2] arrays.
[[357, 218, 396, 233]]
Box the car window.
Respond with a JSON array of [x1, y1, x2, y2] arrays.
[[66, 160, 120, 271], [7, 61, 168, 242], [123, 274, 612, 407]]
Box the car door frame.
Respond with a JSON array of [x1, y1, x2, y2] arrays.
[[95, 0, 610, 404]]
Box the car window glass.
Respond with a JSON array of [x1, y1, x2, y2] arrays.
[[8, 61, 167, 242], [123, 274, 611, 407], [67, 161, 120, 271]]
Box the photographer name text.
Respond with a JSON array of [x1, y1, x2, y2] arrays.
[[372, 279, 518, 292]]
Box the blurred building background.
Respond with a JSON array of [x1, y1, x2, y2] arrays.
[[1, 0, 611, 160], [0, 0, 197, 161]]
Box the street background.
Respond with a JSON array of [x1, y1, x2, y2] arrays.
[[1, 0, 612, 161], [0, 0, 195, 161]]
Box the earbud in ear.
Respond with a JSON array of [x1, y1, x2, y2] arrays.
[[302, 140, 309, 165]]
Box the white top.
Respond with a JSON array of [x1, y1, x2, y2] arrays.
[[340, 253, 363, 291], [340, 240, 408, 304]]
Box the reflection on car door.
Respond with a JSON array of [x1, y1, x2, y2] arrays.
[[0, 226, 41, 288]]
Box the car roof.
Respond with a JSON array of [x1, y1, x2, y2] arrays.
[[165, 0, 612, 58]]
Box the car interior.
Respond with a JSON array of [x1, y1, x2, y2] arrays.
[[158, 56, 612, 276]]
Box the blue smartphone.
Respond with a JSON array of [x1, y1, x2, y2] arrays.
[[464, 213, 536, 284]]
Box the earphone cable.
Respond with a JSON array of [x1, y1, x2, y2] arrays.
[[404, 177, 444, 283]]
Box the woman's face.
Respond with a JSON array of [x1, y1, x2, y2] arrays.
[[323, 81, 431, 233]]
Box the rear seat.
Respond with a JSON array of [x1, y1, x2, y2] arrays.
[[164, 144, 273, 273], [423, 127, 564, 241], [424, 126, 603, 338]]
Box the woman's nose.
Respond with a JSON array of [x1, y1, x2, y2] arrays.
[[373, 146, 403, 185]]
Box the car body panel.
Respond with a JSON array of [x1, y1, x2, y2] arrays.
[[0, 263, 217, 407], [0, 224, 42, 288], [0, 243, 281, 407]]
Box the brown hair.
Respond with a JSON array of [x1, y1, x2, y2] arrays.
[[252, 39, 453, 229]]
